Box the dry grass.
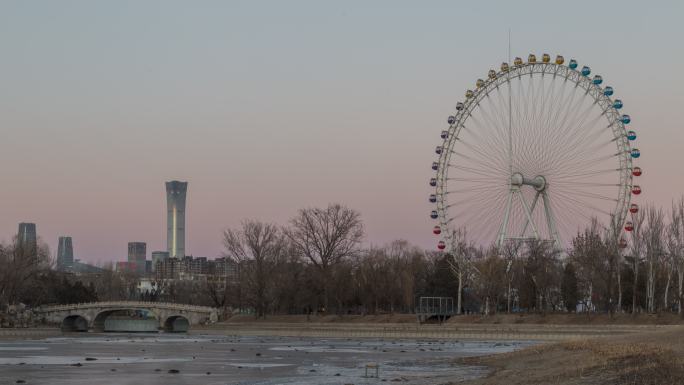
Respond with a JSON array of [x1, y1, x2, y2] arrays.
[[558, 340, 684, 385], [461, 327, 684, 385]]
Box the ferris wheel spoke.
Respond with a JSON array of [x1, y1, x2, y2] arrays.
[[448, 164, 505, 178], [447, 184, 506, 194], [471, 102, 510, 157], [546, 100, 598, 161], [555, 153, 618, 176], [551, 193, 603, 230], [461, 119, 509, 167], [447, 176, 502, 182], [552, 102, 605, 156], [554, 188, 617, 203], [483, 94, 509, 140], [455, 136, 507, 169], [553, 168, 619, 180], [548, 134, 613, 172], [551, 190, 614, 219], [450, 146, 508, 175]]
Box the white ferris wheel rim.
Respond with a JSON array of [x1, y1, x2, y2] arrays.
[[431, 57, 638, 250]]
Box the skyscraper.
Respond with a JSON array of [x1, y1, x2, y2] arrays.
[[57, 236, 74, 271], [18, 222, 37, 257], [166, 181, 187, 259], [128, 242, 147, 275]]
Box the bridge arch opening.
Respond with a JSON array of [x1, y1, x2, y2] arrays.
[[61, 315, 88, 332], [163, 315, 189, 332], [93, 309, 159, 332]]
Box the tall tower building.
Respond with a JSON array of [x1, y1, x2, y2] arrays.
[[166, 181, 187, 259], [128, 242, 147, 275], [18, 222, 37, 256], [57, 236, 74, 270]]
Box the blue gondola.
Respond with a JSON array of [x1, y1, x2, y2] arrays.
[[569, 59, 578, 69], [430, 210, 438, 219], [604, 86, 614, 96], [631, 148, 640, 158], [627, 131, 637, 140], [621, 114, 631, 124], [581, 66, 591, 76], [592, 75, 603, 85], [613, 100, 623, 109]]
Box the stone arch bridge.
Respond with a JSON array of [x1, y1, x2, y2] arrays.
[[36, 301, 218, 332]]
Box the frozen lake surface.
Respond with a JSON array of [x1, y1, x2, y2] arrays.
[[0, 334, 536, 385]]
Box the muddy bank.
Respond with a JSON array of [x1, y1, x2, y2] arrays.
[[197, 322, 673, 341]]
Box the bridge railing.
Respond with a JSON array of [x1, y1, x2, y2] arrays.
[[36, 301, 216, 313]]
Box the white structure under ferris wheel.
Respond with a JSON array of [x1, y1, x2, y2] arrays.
[[429, 54, 642, 251]]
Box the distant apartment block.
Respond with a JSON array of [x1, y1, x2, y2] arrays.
[[117, 241, 147, 275], [151, 251, 169, 272], [155, 255, 238, 286]]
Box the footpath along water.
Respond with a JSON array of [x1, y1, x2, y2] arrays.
[[0, 334, 536, 385]]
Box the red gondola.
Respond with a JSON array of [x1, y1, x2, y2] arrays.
[[630, 203, 639, 214]]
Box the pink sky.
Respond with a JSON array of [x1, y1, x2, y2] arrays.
[[1, 1, 682, 263]]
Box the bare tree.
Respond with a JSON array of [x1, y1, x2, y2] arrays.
[[667, 198, 684, 315], [445, 228, 477, 315], [501, 242, 519, 313], [643, 206, 665, 313], [223, 220, 284, 318], [629, 207, 646, 314], [285, 203, 363, 311], [0, 237, 51, 307], [604, 216, 624, 312]]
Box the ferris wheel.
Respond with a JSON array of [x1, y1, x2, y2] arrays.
[[429, 54, 641, 251]]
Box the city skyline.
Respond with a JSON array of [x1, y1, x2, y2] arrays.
[[1, 1, 683, 263]]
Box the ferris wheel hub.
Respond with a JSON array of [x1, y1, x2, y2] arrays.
[[511, 173, 547, 192]]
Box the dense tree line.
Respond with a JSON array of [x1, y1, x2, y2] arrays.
[[3, 200, 684, 319], [217, 201, 684, 317]]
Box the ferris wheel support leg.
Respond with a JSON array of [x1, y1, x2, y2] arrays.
[[541, 191, 562, 250], [497, 190, 515, 249], [518, 191, 540, 239], [520, 191, 541, 237]]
